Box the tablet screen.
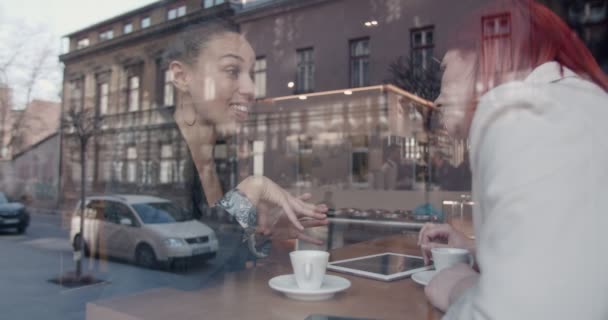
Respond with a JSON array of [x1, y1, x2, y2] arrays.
[[330, 253, 425, 276]]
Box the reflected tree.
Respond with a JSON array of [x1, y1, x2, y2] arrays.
[[62, 102, 102, 279]]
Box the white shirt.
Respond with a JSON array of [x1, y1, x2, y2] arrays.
[[444, 62, 608, 319]]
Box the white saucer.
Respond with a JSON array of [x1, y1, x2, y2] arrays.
[[268, 274, 351, 301], [411, 270, 436, 286]]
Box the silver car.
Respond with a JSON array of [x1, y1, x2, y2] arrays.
[[70, 195, 219, 269]]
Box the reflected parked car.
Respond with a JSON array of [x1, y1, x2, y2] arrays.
[[70, 195, 218, 269], [0, 192, 30, 234]]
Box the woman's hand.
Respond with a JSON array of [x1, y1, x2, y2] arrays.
[[425, 263, 478, 312], [418, 223, 474, 265], [256, 193, 329, 245], [237, 176, 328, 231]]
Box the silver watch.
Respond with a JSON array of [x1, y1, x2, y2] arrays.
[[216, 189, 271, 258], [243, 227, 272, 259]]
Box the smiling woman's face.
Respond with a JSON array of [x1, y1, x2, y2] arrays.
[[434, 49, 478, 138], [185, 32, 256, 133]]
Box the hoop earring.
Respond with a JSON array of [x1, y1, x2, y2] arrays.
[[179, 96, 197, 126]]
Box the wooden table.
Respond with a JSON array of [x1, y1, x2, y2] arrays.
[[86, 234, 442, 320]]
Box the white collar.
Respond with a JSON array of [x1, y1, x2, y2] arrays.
[[524, 61, 579, 84]]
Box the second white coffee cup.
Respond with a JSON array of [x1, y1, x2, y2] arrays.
[[290, 250, 330, 290], [431, 247, 474, 271]]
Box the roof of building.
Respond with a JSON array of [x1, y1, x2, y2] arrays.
[[64, 0, 167, 38]]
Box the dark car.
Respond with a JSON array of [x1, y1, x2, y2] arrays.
[[0, 192, 30, 234]]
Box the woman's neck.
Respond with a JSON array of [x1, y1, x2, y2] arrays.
[[175, 101, 224, 205]]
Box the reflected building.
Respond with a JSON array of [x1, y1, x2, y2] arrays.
[[57, 0, 597, 211]]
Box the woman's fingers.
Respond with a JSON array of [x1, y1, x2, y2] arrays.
[[419, 223, 453, 245], [297, 232, 324, 246], [280, 195, 304, 231], [297, 193, 312, 201], [418, 223, 435, 245], [288, 194, 327, 219], [301, 218, 329, 228], [420, 242, 450, 265]]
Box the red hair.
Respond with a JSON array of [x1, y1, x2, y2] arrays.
[[459, 0, 608, 94]]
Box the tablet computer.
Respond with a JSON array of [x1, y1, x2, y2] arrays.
[[327, 253, 431, 281]]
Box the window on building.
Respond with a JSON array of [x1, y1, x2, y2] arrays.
[[100, 161, 112, 182], [350, 38, 370, 88], [160, 144, 177, 183], [351, 135, 369, 185], [76, 38, 89, 49], [141, 160, 153, 185], [167, 4, 187, 20], [128, 75, 140, 112], [97, 82, 109, 115], [112, 161, 123, 182], [296, 48, 314, 93], [141, 16, 151, 29], [482, 13, 512, 73], [126, 146, 137, 183], [99, 29, 114, 41], [163, 69, 175, 106], [411, 26, 434, 74], [69, 78, 84, 112], [204, 0, 225, 8], [568, 1, 607, 25], [123, 22, 133, 34], [254, 57, 266, 98]]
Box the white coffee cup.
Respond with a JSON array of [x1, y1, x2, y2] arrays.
[[290, 250, 330, 290], [431, 247, 474, 272]]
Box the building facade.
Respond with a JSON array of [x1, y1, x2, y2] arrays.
[[59, 0, 605, 210]]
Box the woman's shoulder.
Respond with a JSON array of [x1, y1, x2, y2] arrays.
[[469, 81, 551, 149]]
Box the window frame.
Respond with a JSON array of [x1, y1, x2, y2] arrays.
[[140, 16, 151, 29], [123, 22, 133, 35], [98, 29, 114, 42], [127, 73, 141, 112], [254, 56, 267, 99], [159, 143, 179, 184], [163, 68, 175, 106], [126, 145, 138, 184], [69, 77, 85, 112], [349, 37, 371, 88], [295, 47, 315, 94], [76, 37, 89, 49], [410, 25, 435, 73], [481, 12, 513, 73], [203, 0, 225, 9]]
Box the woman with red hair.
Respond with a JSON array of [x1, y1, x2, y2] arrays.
[[418, 0, 608, 318]]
